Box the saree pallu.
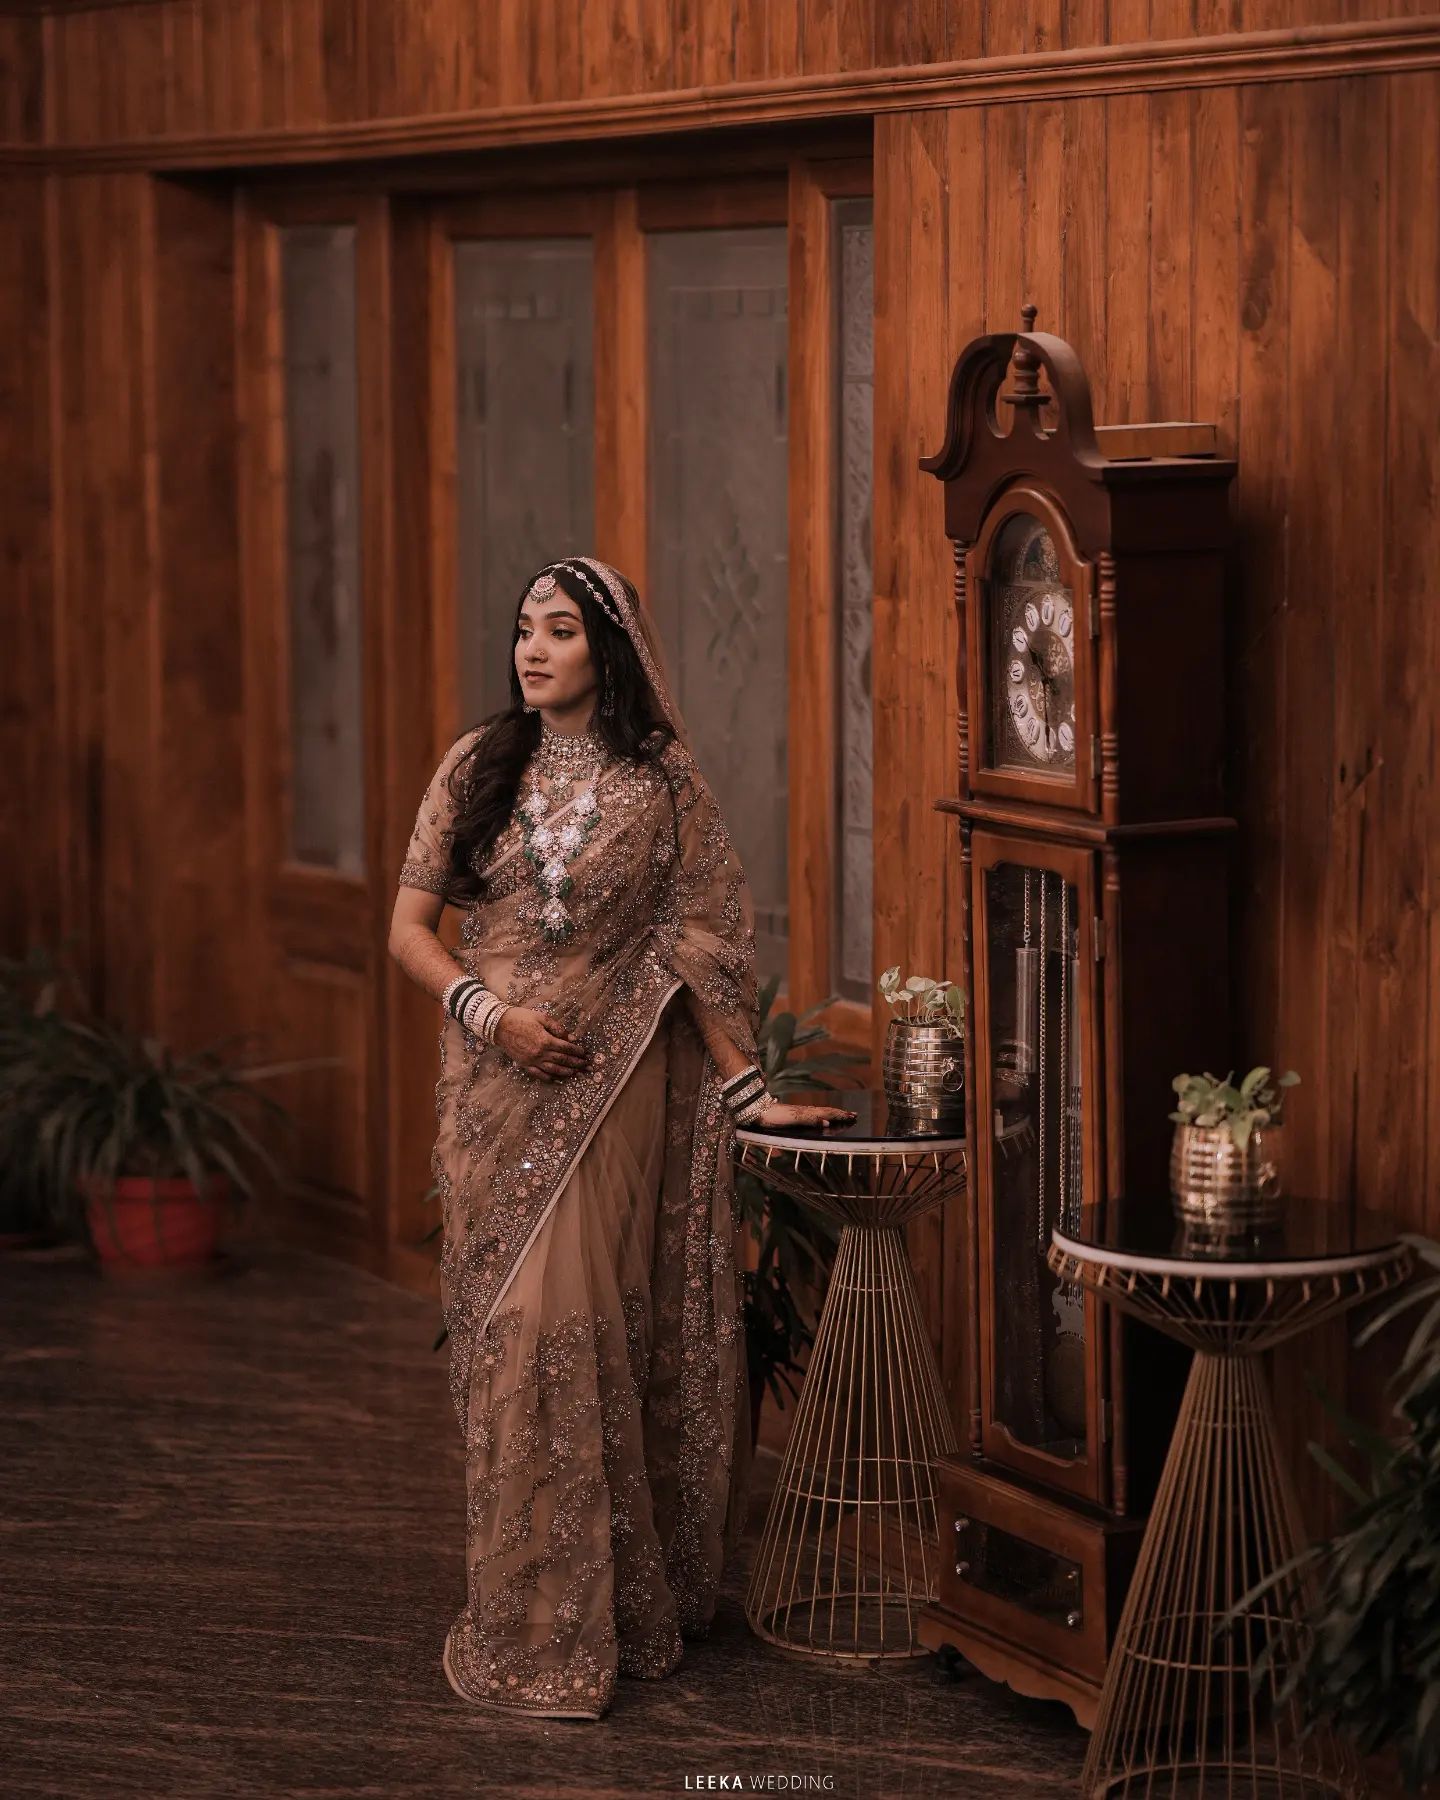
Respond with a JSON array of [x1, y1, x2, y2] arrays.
[[402, 733, 759, 1717]]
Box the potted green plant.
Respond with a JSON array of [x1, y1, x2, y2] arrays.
[[1234, 1234, 1440, 1792], [878, 966, 967, 1131], [1168, 1065, 1300, 1229], [0, 954, 330, 1270], [0, 946, 87, 1248]]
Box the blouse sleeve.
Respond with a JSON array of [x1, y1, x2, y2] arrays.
[[398, 727, 484, 896], [655, 743, 762, 1071]]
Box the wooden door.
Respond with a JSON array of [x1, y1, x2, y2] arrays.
[[237, 191, 397, 1270]]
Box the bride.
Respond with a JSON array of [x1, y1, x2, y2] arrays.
[[388, 555, 855, 1719]]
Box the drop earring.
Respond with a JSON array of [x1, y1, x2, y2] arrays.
[[600, 675, 615, 717], [522, 699, 538, 714]]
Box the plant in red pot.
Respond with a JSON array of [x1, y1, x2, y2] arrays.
[[0, 980, 326, 1272], [0, 945, 91, 1250]]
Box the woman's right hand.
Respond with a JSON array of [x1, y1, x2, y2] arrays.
[[493, 1007, 592, 1082]]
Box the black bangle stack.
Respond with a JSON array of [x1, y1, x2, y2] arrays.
[[720, 1064, 769, 1127], [439, 973, 510, 1044]]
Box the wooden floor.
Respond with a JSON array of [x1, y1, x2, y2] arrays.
[[1, 1234, 1088, 1799]]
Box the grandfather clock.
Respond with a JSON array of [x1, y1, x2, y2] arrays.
[[914, 309, 1237, 1726]]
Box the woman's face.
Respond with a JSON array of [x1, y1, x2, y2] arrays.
[[515, 592, 599, 720]]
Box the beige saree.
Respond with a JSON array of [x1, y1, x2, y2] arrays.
[[399, 725, 759, 1718]]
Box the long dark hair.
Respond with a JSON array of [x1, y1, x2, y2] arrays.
[[438, 562, 677, 906]]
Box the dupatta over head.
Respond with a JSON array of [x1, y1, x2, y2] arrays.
[[399, 556, 762, 1644]]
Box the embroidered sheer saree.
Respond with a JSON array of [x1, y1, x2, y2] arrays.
[[399, 726, 759, 1717]]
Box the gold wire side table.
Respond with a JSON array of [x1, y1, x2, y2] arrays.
[[1048, 1201, 1412, 1799], [735, 1091, 969, 1663]]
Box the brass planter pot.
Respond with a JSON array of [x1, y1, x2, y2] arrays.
[[1169, 1121, 1284, 1230], [882, 1017, 965, 1132]]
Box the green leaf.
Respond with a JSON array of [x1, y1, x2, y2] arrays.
[[1240, 1066, 1271, 1100]]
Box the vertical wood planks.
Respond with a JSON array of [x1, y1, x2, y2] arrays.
[[1192, 85, 1240, 450], [148, 181, 248, 1049], [1147, 90, 1193, 420], [1232, 82, 1291, 1085], [1274, 79, 1341, 1525], [911, 109, 958, 1377], [50, 176, 160, 1026], [1280, 79, 1339, 1203], [941, 104, 987, 1414], [1062, 97, 1106, 384], [1327, 78, 1386, 1223], [0, 175, 54, 955], [1384, 73, 1440, 1230], [1103, 93, 1150, 423]]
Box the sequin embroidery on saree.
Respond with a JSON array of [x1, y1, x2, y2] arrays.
[[399, 723, 760, 1718]]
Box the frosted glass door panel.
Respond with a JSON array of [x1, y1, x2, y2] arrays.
[[454, 239, 595, 723], [833, 198, 874, 1003], [280, 225, 364, 875], [647, 227, 789, 984]]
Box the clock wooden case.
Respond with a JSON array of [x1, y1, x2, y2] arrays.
[[913, 310, 1238, 1726]]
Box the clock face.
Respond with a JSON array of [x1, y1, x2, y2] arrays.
[[988, 515, 1077, 774]]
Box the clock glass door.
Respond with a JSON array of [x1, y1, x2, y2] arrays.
[[974, 839, 1101, 1500], [967, 487, 1094, 812], [989, 514, 1077, 775]]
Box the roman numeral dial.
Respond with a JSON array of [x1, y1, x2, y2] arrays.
[[989, 515, 1078, 773]]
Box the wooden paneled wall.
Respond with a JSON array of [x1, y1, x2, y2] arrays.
[[4, 3, 1439, 1508], [0, 1, 1438, 151], [871, 73, 1440, 1507], [17, 171, 248, 1045]]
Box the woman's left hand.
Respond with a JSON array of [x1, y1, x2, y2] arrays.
[[753, 1099, 857, 1130]]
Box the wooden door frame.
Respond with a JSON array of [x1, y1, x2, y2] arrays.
[[786, 155, 873, 1054], [236, 187, 395, 1263]]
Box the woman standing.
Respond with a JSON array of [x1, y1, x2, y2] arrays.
[[388, 556, 855, 1720]]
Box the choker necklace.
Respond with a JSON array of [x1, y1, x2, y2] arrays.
[[536, 718, 606, 772]]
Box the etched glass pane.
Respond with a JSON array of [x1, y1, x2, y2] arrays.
[[833, 199, 874, 1003], [647, 227, 789, 983], [454, 239, 595, 723], [280, 225, 364, 875]]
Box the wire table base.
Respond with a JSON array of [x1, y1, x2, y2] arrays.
[[1048, 1234, 1412, 1798], [737, 1132, 968, 1662]]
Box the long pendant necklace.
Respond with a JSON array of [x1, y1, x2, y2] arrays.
[[518, 720, 607, 943]]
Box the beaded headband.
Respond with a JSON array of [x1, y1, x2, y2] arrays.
[[524, 559, 628, 629], [521, 555, 681, 739]]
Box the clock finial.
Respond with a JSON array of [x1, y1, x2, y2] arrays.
[[1005, 303, 1044, 409]]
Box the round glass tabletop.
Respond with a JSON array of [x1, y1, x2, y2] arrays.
[[1053, 1194, 1405, 1276], [734, 1087, 966, 1154]]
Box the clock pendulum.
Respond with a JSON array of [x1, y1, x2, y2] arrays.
[[1035, 870, 1050, 1260], [1014, 870, 1040, 1080], [1047, 880, 1088, 1438]]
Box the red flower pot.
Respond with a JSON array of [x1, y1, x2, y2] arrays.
[[81, 1175, 229, 1272]]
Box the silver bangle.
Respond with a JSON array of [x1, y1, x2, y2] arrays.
[[458, 987, 500, 1037], [721, 1063, 767, 1115], [733, 1090, 770, 1127], [441, 973, 476, 1018]]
